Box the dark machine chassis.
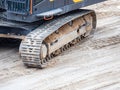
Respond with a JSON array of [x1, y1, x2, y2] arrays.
[[0, 0, 105, 22]]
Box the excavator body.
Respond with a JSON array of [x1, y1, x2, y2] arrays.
[[0, 0, 104, 22], [0, 0, 106, 68]]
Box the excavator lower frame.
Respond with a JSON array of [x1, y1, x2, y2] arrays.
[[20, 9, 96, 68]]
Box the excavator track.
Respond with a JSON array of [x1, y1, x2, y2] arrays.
[[20, 9, 96, 68]]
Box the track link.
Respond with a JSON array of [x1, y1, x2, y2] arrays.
[[20, 10, 96, 68]]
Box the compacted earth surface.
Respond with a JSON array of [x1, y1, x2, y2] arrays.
[[0, 0, 120, 90]]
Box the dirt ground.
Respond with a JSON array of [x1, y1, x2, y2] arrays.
[[0, 0, 120, 90]]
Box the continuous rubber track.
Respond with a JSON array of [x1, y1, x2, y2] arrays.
[[20, 10, 96, 68]]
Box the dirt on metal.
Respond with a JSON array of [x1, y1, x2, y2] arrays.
[[0, 0, 120, 90]]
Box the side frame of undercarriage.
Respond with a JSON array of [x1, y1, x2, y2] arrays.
[[19, 9, 96, 68]]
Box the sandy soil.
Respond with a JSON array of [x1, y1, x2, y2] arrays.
[[0, 0, 120, 90]]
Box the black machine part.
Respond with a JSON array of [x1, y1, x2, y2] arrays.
[[0, 0, 106, 22]]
